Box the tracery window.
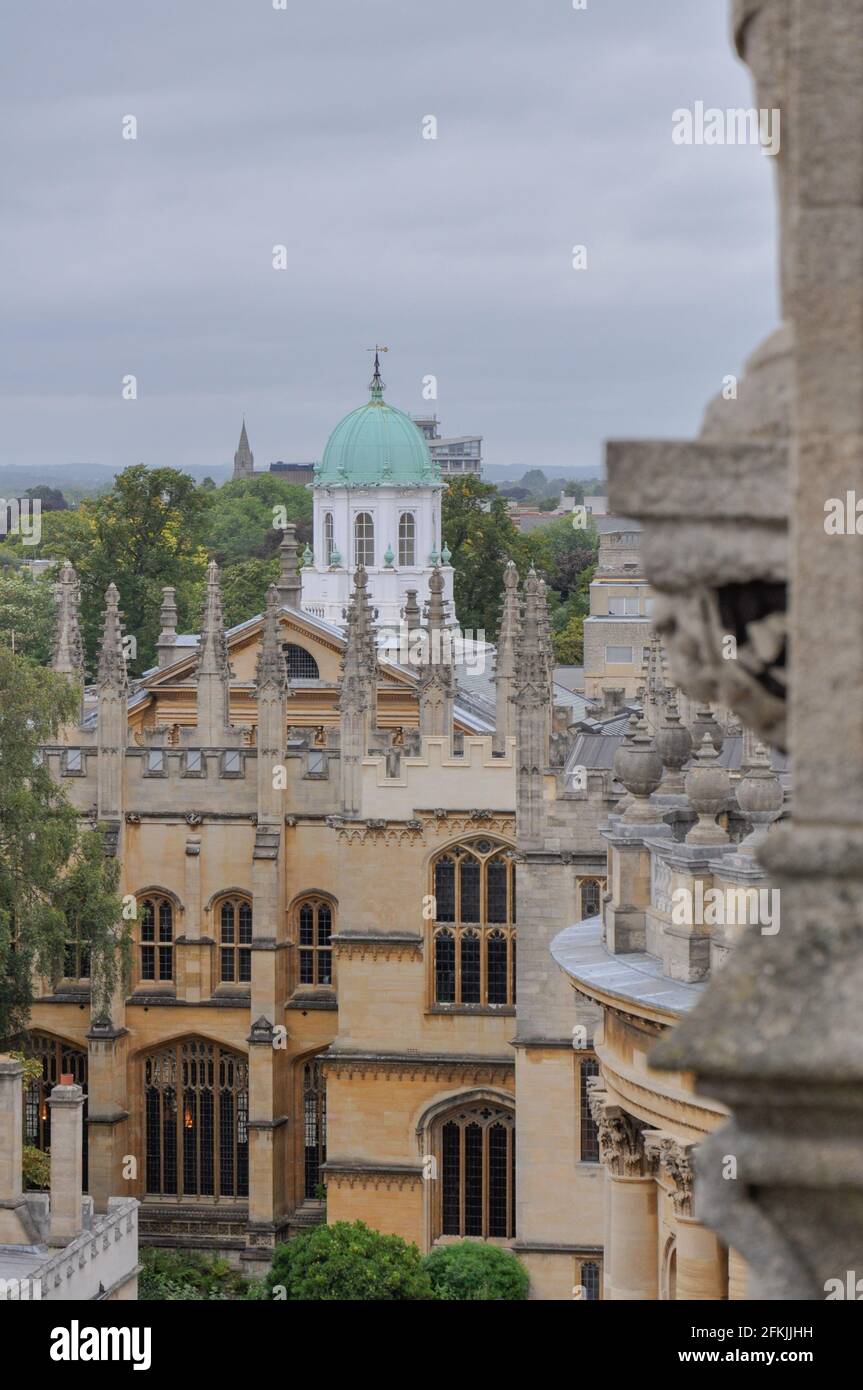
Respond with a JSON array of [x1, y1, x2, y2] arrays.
[[579, 1056, 600, 1163], [354, 512, 374, 567], [436, 1102, 515, 1240], [218, 897, 253, 984], [431, 841, 516, 1006], [144, 1039, 248, 1199], [303, 1057, 327, 1198], [296, 897, 333, 987], [22, 1033, 88, 1189], [398, 512, 416, 566], [579, 878, 603, 920], [138, 894, 174, 983]]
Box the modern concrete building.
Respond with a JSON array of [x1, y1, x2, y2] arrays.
[[412, 416, 482, 478]]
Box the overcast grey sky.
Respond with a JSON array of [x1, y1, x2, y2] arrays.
[[1, 0, 779, 477]]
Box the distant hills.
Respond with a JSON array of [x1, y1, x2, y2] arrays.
[[0, 462, 233, 496], [483, 464, 603, 485], [0, 458, 601, 499]]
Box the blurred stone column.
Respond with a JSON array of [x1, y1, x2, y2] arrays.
[[48, 1079, 85, 1244]]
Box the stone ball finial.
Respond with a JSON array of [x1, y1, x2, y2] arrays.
[[690, 701, 723, 753], [684, 733, 731, 844], [617, 717, 664, 823], [655, 699, 692, 795], [736, 740, 783, 854]]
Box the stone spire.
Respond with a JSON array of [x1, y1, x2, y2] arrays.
[[494, 560, 520, 754], [536, 577, 556, 736], [418, 567, 455, 739], [96, 583, 128, 694], [157, 586, 179, 668], [339, 566, 378, 815], [196, 560, 231, 742], [514, 569, 550, 845], [233, 419, 254, 479], [256, 584, 288, 693], [256, 584, 289, 825], [96, 583, 128, 823], [276, 524, 303, 610], [52, 560, 85, 721]]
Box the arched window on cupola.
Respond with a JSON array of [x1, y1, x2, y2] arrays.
[[323, 512, 335, 565], [398, 512, 416, 566], [354, 512, 374, 567]]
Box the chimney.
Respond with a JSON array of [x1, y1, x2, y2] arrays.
[[48, 1079, 85, 1244]]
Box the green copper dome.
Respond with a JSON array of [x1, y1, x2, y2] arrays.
[[314, 355, 441, 489]]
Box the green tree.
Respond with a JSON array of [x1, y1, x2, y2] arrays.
[[35, 466, 211, 673], [205, 476, 312, 567], [220, 558, 280, 629], [442, 477, 526, 637], [264, 1221, 433, 1301], [553, 612, 585, 664], [52, 828, 129, 1024], [0, 651, 128, 1040], [0, 569, 57, 665], [0, 650, 79, 1041], [423, 1242, 530, 1300]]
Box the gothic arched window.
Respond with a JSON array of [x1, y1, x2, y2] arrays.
[[436, 1101, 515, 1240], [218, 896, 253, 984], [324, 511, 335, 565], [302, 1057, 327, 1198], [580, 878, 603, 920], [296, 897, 333, 987], [144, 1039, 248, 1199], [398, 512, 416, 566], [354, 512, 374, 567], [138, 894, 174, 983], [431, 841, 516, 1007]]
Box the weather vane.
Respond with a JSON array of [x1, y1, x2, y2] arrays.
[[367, 344, 388, 397]]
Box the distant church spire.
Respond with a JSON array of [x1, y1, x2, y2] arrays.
[[233, 419, 254, 479]]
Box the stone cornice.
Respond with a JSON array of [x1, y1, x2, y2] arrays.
[[332, 933, 423, 960], [321, 1050, 514, 1083], [321, 1162, 424, 1191]]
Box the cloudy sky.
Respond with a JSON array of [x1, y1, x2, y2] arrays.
[[2, 0, 779, 477]]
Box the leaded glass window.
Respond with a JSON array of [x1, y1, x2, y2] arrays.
[[296, 898, 334, 988], [139, 895, 174, 983], [219, 897, 252, 984], [144, 1039, 248, 1199], [303, 1058, 327, 1198], [580, 1057, 600, 1163], [437, 1103, 515, 1240], [430, 841, 516, 1006]]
